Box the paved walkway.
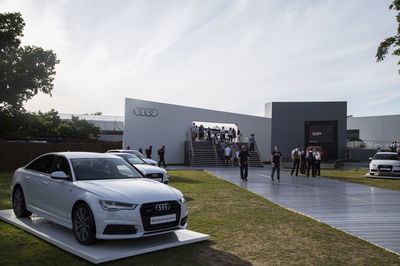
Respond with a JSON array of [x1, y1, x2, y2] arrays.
[[204, 167, 400, 255]]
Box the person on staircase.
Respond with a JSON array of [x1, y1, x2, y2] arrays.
[[224, 145, 232, 166], [249, 133, 255, 151]]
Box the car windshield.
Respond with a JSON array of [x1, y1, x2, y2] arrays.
[[131, 150, 146, 159], [373, 154, 400, 160], [71, 158, 143, 180], [114, 154, 145, 164]]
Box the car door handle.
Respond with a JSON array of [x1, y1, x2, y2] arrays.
[[42, 180, 49, 185]]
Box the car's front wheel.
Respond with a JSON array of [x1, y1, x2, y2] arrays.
[[12, 186, 32, 218], [72, 203, 97, 245]]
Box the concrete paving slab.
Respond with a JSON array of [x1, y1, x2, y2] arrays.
[[205, 167, 400, 255]]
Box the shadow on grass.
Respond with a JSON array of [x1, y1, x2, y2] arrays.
[[114, 240, 252, 265], [169, 175, 202, 184]]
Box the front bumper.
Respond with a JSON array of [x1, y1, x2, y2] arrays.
[[91, 200, 188, 240]]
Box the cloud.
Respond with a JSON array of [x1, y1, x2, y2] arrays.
[[1, 0, 399, 117]]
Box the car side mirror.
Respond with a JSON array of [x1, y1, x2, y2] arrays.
[[51, 171, 69, 180]]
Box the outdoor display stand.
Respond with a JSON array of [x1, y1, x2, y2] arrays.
[[0, 209, 210, 264]]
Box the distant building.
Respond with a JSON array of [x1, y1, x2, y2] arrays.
[[59, 113, 123, 142], [61, 101, 399, 163]]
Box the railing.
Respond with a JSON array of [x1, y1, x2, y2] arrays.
[[347, 140, 393, 150]]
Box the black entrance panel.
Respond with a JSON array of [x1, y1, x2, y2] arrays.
[[304, 121, 338, 160]]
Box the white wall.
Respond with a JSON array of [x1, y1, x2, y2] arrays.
[[347, 115, 400, 141], [124, 98, 271, 164]]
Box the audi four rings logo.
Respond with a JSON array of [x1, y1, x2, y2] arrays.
[[155, 203, 170, 211], [133, 107, 158, 117]]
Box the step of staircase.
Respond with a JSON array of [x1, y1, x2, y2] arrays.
[[185, 141, 264, 167]]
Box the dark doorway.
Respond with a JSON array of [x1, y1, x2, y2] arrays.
[[304, 120, 338, 160]]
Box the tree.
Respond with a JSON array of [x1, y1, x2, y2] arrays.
[[0, 12, 59, 112], [58, 115, 100, 139], [376, 1, 400, 73]]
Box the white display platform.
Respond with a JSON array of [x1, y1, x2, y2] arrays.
[[0, 209, 210, 264]]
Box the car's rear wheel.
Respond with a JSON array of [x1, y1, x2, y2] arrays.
[[72, 203, 96, 245], [12, 186, 32, 218]]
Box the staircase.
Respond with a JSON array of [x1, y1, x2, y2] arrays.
[[185, 141, 264, 167]]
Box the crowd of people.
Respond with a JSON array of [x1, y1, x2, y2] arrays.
[[238, 144, 323, 182], [190, 123, 243, 143], [390, 141, 400, 156]]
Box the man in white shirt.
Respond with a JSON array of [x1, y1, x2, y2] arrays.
[[220, 126, 226, 141], [224, 145, 232, 166], [313, 148, 322, 176]]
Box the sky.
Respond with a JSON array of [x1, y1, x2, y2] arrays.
[[1, 0, 399, 117]]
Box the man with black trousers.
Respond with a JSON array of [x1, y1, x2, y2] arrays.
[[271, 145, 282, 181], [300, 147, 306, 175], [238, 145, 249, 181], [291, 145, 301, 176], [306, 148, 315, 177], [158, 145, 167, 168]]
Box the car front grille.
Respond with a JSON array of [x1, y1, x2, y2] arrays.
[[378, 165, 393, 172], [146, 173, 163, 182], [140, 201, 181, 231], [103, 224, 137, 235]]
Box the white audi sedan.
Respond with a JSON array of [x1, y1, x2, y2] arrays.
[[368, 152, 400, 177], [109, 153, 169, 184], [11, 152, 188, 245], [106, 149, 158, 166]]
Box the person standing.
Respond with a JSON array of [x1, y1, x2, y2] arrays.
[[300, 147, 307, 175], [191, 123, 197, 141], [237, 130, 242, 142], [249, 134, 255, 151], [198, 125, 205, 141], [306, 148, 315, 177], [271, 146, 282, 181], [207, 127, 212, 142], [238, 145, 249, 181], [232, 128, 237, 142], [224, 145, 232, 166], [145, 145, 152, 159], [158, 145, 167, 168], [139, 148, 143, 155], [126, 146, 131, 150], [314, 148, 322, 176], [228, 128, 233, 142], [220, 126, 225, 141], [291, 145, 301, 176]]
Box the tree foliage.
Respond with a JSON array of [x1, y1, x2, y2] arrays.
[[376, 1, 400, 73], [0, 109, 100, 139], [0, 12, 59, 112]]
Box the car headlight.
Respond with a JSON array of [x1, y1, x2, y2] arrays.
[[99, 200, 137, 211], [179, 197, 186, 204]]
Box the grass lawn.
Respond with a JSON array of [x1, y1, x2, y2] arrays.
[[1, 170, 399, 265], [320, 169, 400, 191]]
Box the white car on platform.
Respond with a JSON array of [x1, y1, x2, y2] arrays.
[[109, 153, 169, 184], [368, 152, 400, 178], [11, 152, 188, 245], [106, 149, 158, 166]]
